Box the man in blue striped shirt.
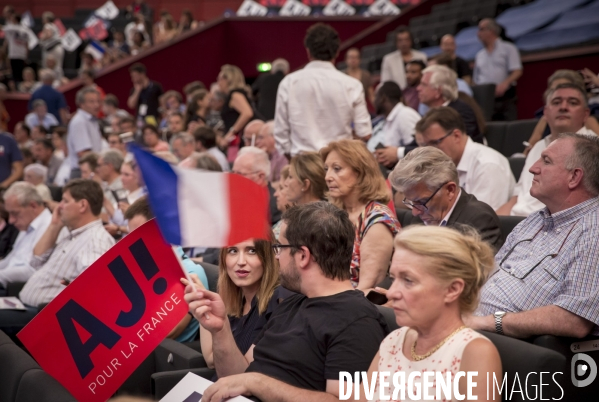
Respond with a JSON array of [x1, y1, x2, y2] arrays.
[[468, 132, 599, 338]]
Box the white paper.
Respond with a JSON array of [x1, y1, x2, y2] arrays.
[[237, 0, 268, 17], [61, 29, 83, 52], [95, 1, 120, 20], [323, 0, 356, 16], [26, 27, 38, 50], [368, 0, 401, 16], [0, 297, 26, 310], [280, 0, 311, 17], [160, 372, 253, 402]]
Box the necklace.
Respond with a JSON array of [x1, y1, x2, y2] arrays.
[[410, 325, 467, 361]]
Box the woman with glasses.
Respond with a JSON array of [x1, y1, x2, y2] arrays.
[[284, 152, 327, 207], [320, 140, 400, 293], [363, 225, 501, 401]]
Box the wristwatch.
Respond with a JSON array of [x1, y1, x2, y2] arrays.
[[494, 311, 506, 335]]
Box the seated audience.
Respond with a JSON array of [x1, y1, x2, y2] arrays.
[[13, 121, 33, 149], [18, 67, 39, 93], [183, 80, 206, 102], [242, 119, 264, 147], [103, 94, 129, 131], [193, 152, 222, 172], [194, 126, 230, 172], [255, 121, 288, 182], [31, 124, 49, 141], [97, 149, 125, 206], [178, 9, 198, 34], [166, 112, 185, 138], [272, 165, 290, 240], [24, 163, 52, 202], [321, 140, 400, 292], [415, 107, 515, 210], [159, 90, 185, 128], [403, 60, 425, 111], [32, 138, 62, 185], [25, 99, 59, 130], [142, 124, 169, 152], [0, 182, 52, 289], [51, 126, 71, 186], [285, 152, 326, 206], [390, 147, 503, 250], [107, 132, 129, 156], [185, 201, 388, 400], [170, 132, 195, 161], [184, 89, 210, 128], [430, 53, 473, 97], [20, 146, 34, 169], [232, 146, 281, 224], [468, 133, 599, 338], [78, 153, 102, 184], [104, 159, 144, 234], [0, 179, 115, 334], [0, 204, 18, 261], [498, 83, 595, 217], [364, 225, 501, 401]]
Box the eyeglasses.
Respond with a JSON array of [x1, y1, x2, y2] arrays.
[[420, 130, 455, 147], [272, 243, 302, 256], [402, 182, 448, 212]]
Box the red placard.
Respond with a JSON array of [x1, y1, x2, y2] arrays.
[[18, 219, 188, 402]]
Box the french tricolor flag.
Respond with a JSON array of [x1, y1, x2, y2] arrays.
[[131, 146, 270, 247]]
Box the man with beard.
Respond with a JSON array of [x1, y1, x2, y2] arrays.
[[185, 201, 388, 401], [372, 81, 421, 168]]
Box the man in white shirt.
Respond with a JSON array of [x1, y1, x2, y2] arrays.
[[274, 23, 371, 157], [497, 83, 596, 217], [66, 87, 103, 177], [0, 183, 52, 290], [415, 107, 515, 210], [370, 81, 420, 167], [25, 99, 59, 130], [380, 27, 427, 89], [1, 8, 29, 84]]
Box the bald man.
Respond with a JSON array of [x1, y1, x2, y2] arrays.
[[439, 34, 472, 85]]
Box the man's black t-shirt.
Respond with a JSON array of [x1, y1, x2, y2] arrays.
[[130, 80, 163, 119], [246, 290, 389, 391], [455, 56, 472, 79]]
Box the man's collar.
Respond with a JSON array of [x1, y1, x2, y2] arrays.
[[539, 197, 599, 227], [386, 102, 404, 121], [78, 109, 94, 120], [28, 208, 51, 233], [304, 60, 335, 70], [68, 219, 103, 238], [455, 137, 474, 173], [440, 189, 461, 226]]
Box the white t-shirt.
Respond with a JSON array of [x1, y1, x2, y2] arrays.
[[3, 23, 29, 59]]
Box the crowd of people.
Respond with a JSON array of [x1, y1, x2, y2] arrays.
[[0, 11, 598, 401]]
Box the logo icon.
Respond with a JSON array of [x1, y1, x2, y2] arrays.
[[571, 353, 597, 387]]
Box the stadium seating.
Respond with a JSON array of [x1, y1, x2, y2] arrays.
[[485, 119, 538, 157]]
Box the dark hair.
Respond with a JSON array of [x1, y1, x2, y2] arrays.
[[183, 81, 206, 96], [378, 81, 403, 104], [34, 125, 48, 135], [395, 26, 413, 43], [78, 152, 99, 170], [282, 201, 354, 281], [124, 196, 154, 221], [416, 107, 466, 135], [52, 126, 67, 139], [104, 94, 119, 108], [193, 126, 217, 149], [304, 23, 340, 61], [17, 121, 30, 136], [129, 62, 147, 75], [119, 116, 136, 127], [406, 59, 426, 71], [63, 179, 104, 216], [81, 69, 95, 80], [35, 138, 55, 151], [19, 146, 33, 159], [142, 124, 160, 137]]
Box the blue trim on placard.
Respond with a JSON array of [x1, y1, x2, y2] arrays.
[[129, 145, 182, 245]]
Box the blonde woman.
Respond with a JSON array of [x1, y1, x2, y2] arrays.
[[284, 152, 327, 206], [217, 65, 256, 144]]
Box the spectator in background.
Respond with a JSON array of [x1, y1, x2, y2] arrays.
[[32, 138, 62, 185], [0, 182, 51, 290], [79, 52, 101, 75], [24, 163, 52, 202], [29, 69, 69, 125], [256, 121, 287, 182], [403, 59, 425, 111], [142, 124, 169, 152], [51, 126, 71, 186], [0, 130, 23, 191], [25, 99, 59, 130], [13, 122, 33, 149], [127, 63, 163, 130], [130, 31, 150, 56], [39, 11, 64, 72], [242, 119, 264, 147], [321, 140, 400, 292], [252, 58, 289, 121], [0, 83, 9, 132], [80, 69, 105, 101], [167, 112, 185, 138], [19, 146, 33, 169], [97, 149, 125, 206], [275, 23, 371, 157], [372, 81, 421, 168], [159, 90, 185, 128], [1, 10, 28, 85], [125, 13, 150, 48], [381, 26, 427, 89], [415, 107, 515, 210], [107, 132, 128, 156], [102, 94, 129, 131], [218, 64, 256, 145], [272, 166, 289, 240], [153, 10, 173, 43], [178, 9, 198, 34], [30, 125, 48, 141], [439, 34, 472, 85], [233, 146, 281, 224], [118, 116, 136, 135], [159, 14, 179, 43], [107, 30, 130, 59], [170, 132, 195, 162], [66, 87, 103, 177], [284, 152, 326, 206], [120, 159, 144, 205], [18, 67, 39, 94], [474, 18, 522, 121], [193, 126, 229, 172], [126, 0, 152, 23], [184, 89, 210, 128], [344, 48, 373, 106], [78, 153, 99, 181], [44, 54, 67, 86], [432, 53, 473, 97], [417, 65, 483, 143], [183, 80, 205, 101]]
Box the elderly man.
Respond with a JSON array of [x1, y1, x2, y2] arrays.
[[186, 202, 388, 401], [415, 107, 515, 210], [32, 138, 62, 185], [66, 87, 103, 178], [232, 146, 280, 224], [474, 18, 522, 121], [468, 133, 599, 338], [0, 183, 52, 290], [97, 149, 125, 205], [439, 34, 472, 85], [242, 119, 264, 147], [24, 164, 52, 202], [390, 147, 503, 250], [380, 26, 427, 89], [274, 23, 371, 157], [417, 65, 483, 143], [498, 83, 596, 217], [24, 99, 59, 130], [29, 69, 68, 124], [255, 121, 288, 182], [0, 179, 114, 334], [171, 132, 195, 162]]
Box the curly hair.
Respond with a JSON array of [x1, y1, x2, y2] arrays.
[[304, 23, 340, 61]]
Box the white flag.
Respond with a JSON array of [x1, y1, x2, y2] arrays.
[[95, 0, 120, 20], [323, 0, 356, 16], [368, 0, 401, 16], [237, 0, 268, 17], [61, 28, 83, 52], [20, 11, 34, 28], [280, 0, 311, 16], [25, 27, 38, 50]]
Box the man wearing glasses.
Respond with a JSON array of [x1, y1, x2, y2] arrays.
[[185, 202, 388, 401], [390, 146, 503, 250], [467, 133, 599, 339], [415, 107, 515, 210]]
